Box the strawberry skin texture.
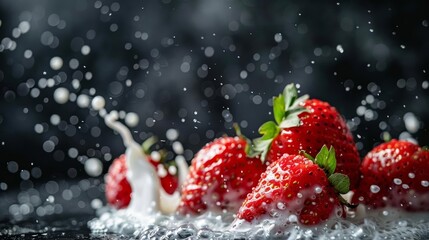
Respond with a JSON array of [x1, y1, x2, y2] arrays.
[[237, 154, 342, 226], [105, 154, 178, 209], [267, 99, 361, 189], [105, 154, 132, 209], [352, 139, 429, 211], [178, 137, 266, 215]]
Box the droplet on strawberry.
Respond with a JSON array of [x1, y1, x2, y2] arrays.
[[237, 145, 354, 226], [178, 136, 266, 215], [352, 139, 429, 211], [250, 84, 361, 189]]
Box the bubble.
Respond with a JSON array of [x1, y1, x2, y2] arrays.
[[172, 141, 184, 154], [252, 95, 262, 104], [91, 198, 103, 209], [53, 87, 69, 104], [24, 49, 32, 58], [240, 70, 248, 79], [50, 114, 61, 125], [34, 124, 44, 133], [370, 185, 380, 193], [180, 62, 190, 73], [125, 112, 139, 127], [204, 47, 214, 57], [84, 158, 103, 177], [91, 96, 105, 110], [166, 129, 179, 141], [408, 173, 415, 179], [81, 45, 91, 55], [274, 33, 283, 43], [50, 56, 63, 70], [18, 21, 30, 33], [403, 112, 419, 133], [336, 44, 344, 53], [75, 94, 90, 108], [42, 140, 55, 153], [7, 161, 19, 173], [421, 181, 429, 187]]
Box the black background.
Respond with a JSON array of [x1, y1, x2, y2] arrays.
[[1, 0, 429, 193]]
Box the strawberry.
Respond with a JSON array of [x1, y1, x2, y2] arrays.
[[105, 154, 132, 208], [251, 84, 360, 189], [237, 145, 354, 226], [105, 137, 179, 209], [351, 139, 429, 211], [178, 135, 266, 215]]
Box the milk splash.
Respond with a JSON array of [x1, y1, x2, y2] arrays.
[[90, 96, 188, 215]]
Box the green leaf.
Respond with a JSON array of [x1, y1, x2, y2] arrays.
[[279, 108, 307, 128], [328, 173, 350, 194], [326, 146, 337, 175], [315, 145, 336, 175], [301, 151, 315, 162], [273, 94, 286, 124], [252, 137, 273, 162], [290, 94, 310, 109], [283, 84, 298, 111], [258, 121, 279, 140]]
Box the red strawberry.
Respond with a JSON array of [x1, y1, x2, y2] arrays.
[[178, 136, 266, 215], [105, 138, 179, 209], [251, 84, 360, 189], [237, 145, 354, 226], [105, 154, 132, 208], [352, 139, 429, 211]]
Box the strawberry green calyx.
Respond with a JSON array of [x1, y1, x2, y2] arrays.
[[142, 136, 158, 155], [303, 145, 357, 208], [252, 83, 309, 162]]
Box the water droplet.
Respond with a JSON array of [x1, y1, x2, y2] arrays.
[[84, 158, 103, 177], [50, 56, 63, 70], [53, 87, 69, 104], [393, 178, 402, 185], [370, 185, 380, 193], [336, 44, 344, 53], [91, 96, 105, 110]]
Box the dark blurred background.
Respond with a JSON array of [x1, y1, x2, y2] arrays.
[[1, 0, 429, 210]]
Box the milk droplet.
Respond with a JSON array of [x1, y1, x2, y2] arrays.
[[166, 129, 179, 141], [168, 165, 177, 175], [172, 141, 184, 154], [50, 56, 63, 70], [125, 112, 139, 127], [84, 158, 103, 177], [91, 96, 105, 110], [77, 94, 90, 108], [151, 151, 161, 162], [53, 87, 69, 104], [370, 185, 380, 193], [157, 165, 167, 178]]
